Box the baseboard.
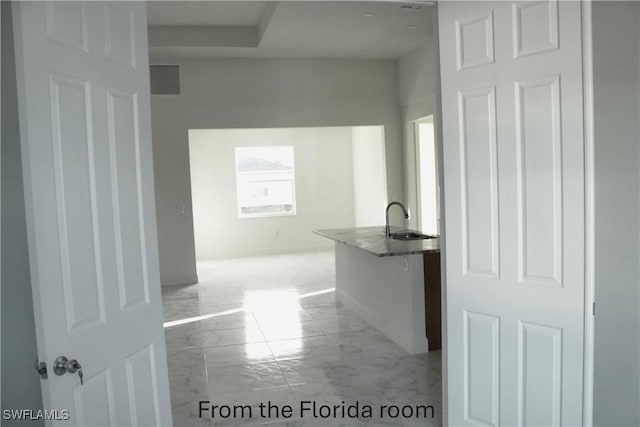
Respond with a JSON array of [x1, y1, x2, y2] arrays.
[[161, 274, 198, 287]]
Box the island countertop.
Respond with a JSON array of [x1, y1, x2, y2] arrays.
[[314, 226, 441, 257]]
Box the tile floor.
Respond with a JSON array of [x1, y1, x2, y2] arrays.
[[162, 251, 442, 426]]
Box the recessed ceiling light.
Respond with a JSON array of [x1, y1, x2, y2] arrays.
[[407, 25, 418, 30], [364, 12, 376, 17], [401, 4, 421, 10]]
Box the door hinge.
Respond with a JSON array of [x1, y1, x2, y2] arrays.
[[592, 301, 595, 316], [34, 358, 47, 379]]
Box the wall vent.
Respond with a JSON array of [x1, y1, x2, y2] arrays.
[[150, 65, 180, 95]]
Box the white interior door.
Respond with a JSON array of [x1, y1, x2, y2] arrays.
[[13, 2, 172, 425], [439, 1, 586, 425]]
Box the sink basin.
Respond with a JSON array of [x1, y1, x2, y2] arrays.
[[389, 230, 437, 241]]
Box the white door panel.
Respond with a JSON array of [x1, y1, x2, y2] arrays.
[[13, 2, 172, 425], [439, 1, 585, 425]]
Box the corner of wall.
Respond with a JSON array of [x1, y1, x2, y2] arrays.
[[592, 3, 640, 425], [1, 1, 45, 421]]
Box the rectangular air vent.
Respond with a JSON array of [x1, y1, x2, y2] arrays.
[[150, 65, 180, 95]]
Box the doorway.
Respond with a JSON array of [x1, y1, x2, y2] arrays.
[[187, 126, 388, 260], [414, 116, 439, 236]]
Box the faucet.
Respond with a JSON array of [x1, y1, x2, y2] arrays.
[[385, 201, 409, 238]]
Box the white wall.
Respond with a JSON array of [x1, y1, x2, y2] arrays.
[[189, 127, 356, 260], [150, 57, 403, 284], [1, 2, 44, 422], [592, 3, 640, 425], [351, 126, 387, 227], [397, 40, 439, 230]]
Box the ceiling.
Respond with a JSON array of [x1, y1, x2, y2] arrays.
[[147, 1, 270, 26], [146, 1, 435, 60]]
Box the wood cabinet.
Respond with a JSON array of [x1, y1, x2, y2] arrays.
[[423, 252, 441, 351]]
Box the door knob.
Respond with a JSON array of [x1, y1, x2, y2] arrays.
[[53, 356, 84, 385], [34, 358, 47, 379]]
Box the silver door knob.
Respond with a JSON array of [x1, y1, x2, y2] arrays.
[[53, 356, 69, 376], [53, 356, 84, 385], [34, 358, 47, 379]]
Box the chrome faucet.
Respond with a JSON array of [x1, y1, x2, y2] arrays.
[[385, 201, 409, 238]]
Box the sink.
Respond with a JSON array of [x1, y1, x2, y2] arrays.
[[388, 230, 437, 241]]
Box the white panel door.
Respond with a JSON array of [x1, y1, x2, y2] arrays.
[[12, 2, 172, 425], [439, 1, 585, 425]]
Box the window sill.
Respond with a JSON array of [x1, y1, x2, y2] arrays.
[[238, 211, 297, 219]]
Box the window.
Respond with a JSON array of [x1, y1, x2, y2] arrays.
[[235, 146, 296, 218]]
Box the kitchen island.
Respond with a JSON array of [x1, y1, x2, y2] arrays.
[[314, 226, 441, 354]]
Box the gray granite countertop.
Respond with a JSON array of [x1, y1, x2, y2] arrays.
[[314, 226, 441, 257]]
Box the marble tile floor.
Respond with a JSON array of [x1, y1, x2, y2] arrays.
[[162, 251, 442, 427]]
